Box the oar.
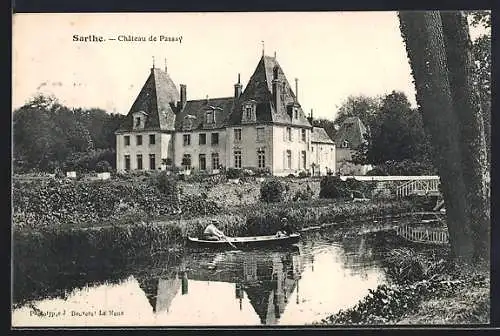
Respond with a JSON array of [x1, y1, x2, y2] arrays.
[[222, 235, 238, 249]]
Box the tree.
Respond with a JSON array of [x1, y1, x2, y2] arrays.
[[440, 11, 490, 260], [399, 11, 489, 262], [311, 118, 337, 141], [364, 91, 431, 164], [468, 11, 491, 163], [334, 95, 382, 129], [13, 94, 125, 172]]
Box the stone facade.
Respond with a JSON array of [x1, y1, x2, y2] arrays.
[[115, 55, 336, 175]]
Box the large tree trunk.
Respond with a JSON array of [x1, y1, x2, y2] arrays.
[[398, 11, 474, 262], [440, 11, 490, 261]]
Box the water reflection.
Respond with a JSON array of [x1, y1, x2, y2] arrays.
[[13, 230, 390, 326]]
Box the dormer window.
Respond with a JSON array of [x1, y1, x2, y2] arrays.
[[294, 108, 298, 119], [132, 111, 147, 130], [242, 100, 257, 123], [183, 115, 196, 131], [342, 140, 349, 148], [206, 110, 214, 124], [245, 107, 252, 120]]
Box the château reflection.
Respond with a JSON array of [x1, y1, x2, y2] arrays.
[[139, 248, 305, 325]]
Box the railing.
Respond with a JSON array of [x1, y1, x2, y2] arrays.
[[396, 178, 440, 197], [396, 225, 449, 245]]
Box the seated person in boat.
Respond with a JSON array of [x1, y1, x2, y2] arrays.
[[276, 217, 292, 237], [203, 220, 226, 241]]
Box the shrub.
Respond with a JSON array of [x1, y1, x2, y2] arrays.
[[292, 189, 313, 202], [260, 178, 285, 203], [298, 171, 310, 178], [96, 160, 111, 173], [150, 171, 179, 197], [319, 175, 349, 199], [226, 168, 242, 179]]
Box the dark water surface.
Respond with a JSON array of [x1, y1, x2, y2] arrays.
[[12, 224, 405, 326]]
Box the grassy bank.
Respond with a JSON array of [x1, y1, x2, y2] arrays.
[[317, 247, 490, 325]]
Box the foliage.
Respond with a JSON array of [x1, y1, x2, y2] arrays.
[[468, 11, 491, 161], [311, 118, 338, 143], [334, 94, 382, 129], [362, 91, 433, 165], [319, 175, 349, 199], [13, 94, 125, 172], [260, 178, 285, 203], [95, 160, 111, 173], [12, 178, 221, 231], [63, 149, 116, 173], [226, 168, 243, 179], [367, 159, 437, 176], [149, 171, 179, 196]]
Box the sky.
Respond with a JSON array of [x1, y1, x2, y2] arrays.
[[12, 12, 488, 121]]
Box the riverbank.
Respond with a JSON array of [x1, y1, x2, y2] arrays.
[[318, 247, 490, 325]]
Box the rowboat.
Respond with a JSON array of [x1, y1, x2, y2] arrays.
[[187, 233, 301, 249]]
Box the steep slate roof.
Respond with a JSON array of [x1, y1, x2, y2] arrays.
[[334, 117, 368, 149], [117, 68, 180, 132], [174, 97, 235, 131], [311, 127, 335, 144], [228, 55, 312, 127]]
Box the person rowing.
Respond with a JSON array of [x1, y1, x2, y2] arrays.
[[204, 220, 238, 248], [276, 217, 292, 238]]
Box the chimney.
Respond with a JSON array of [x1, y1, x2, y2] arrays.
[[234, 73, 242, 98], [180, 84, 186, 107], [272, 66, 281, 113], [295, 78, 299, 101], [164, 58, 168, 73], [308, 108, 313, 125]]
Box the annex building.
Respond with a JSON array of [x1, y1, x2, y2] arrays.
[[115, 54, 336, 176]]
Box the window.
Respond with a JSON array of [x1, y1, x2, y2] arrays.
[[342, 140, 349, 148], [136, 154, 143, 170], [135, 117, 141, 127], [199, 154, 206, 171], [149, 154, 156, 170], [212, 153, 220, 170], [234, 150, 242, 168], [206, 111, 214, 124], [149, 134, 155, 145], [257, 148, 266, 168], [136, 135, 142, 146], [245, 107, 252, 120], [183, 134, 191, 146], [234, 129, 242, 142], [182, 154, 191, 169], [286, 150, 292, 169], [211, 133, 219, 145], [124, 155, 130, 171], [124, 135, 130, 146], [301, 151, 306, 170], [286, 127, 292, 141], [256, 127, 265, 142], [294, 108, 298, 119], [199, 133, 207, 145], [301, 129, 306, 142]]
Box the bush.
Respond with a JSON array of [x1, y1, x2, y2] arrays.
[[298, 171, 310, 178], [369, 160, 437, 176], [292, 188, 313, 202], [260, 178, 285, 203], [150, 171, 179, 197], [319, 175, 349, 199], [96, 160, 111, 173], [226, 168, 242, 179]]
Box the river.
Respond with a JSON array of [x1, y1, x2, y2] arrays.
[[12, 223, 413, 326]]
